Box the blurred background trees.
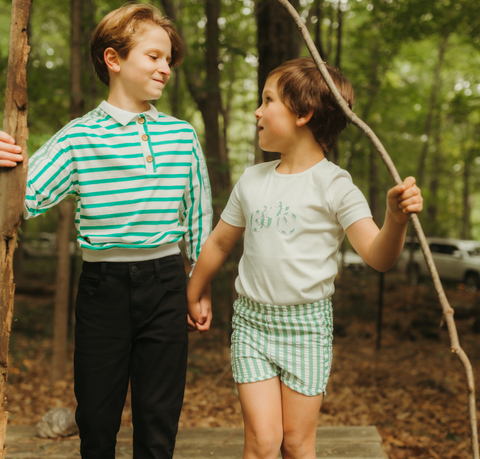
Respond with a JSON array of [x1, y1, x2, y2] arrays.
[[1, 0, 480, 344]]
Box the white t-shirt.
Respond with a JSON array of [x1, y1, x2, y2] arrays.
[[221, 159, 372, 306]]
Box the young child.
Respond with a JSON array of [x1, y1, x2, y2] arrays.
[[187, 58, 422, 459], [0, 4, 212, 458]]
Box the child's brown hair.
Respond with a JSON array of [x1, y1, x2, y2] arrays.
[[268, 58, 354, 153], [91, 3, 184, 86]]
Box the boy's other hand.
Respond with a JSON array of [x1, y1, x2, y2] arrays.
[[0, 131, 23, 167], [387, 176, 423, 224]]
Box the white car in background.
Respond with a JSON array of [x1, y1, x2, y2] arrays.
[[336, 249, 367, 272], [397, 237, 480, 291]]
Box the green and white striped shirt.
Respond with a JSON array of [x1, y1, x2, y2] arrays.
[[24, 101, 213, 264]]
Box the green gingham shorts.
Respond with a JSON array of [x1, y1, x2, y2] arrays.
[[231, 295, 333, 397]]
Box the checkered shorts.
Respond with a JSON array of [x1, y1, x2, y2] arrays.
[[231, 295, 333, 396]]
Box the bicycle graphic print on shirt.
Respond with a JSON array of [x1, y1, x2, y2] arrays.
[[250, 201, 297, 235]]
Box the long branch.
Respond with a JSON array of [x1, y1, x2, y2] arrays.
[[275, 1, 479, 458]]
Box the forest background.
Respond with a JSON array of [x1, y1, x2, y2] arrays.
[[0, 1, 480, 459], [1, 0, 480, 238]]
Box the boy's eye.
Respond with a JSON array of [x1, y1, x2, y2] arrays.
[[149, 55, 158, 61]]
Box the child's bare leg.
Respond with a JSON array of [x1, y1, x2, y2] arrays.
[[237, 377, 283, 459], [280, 382, 323, 459]]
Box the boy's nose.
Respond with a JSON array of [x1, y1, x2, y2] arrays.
[[254, 107, 261, 119]]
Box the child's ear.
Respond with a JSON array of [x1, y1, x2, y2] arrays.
[[104, 47, 121, 74], [296, 110, 314, 127]]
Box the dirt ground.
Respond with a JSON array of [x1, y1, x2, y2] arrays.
[[5, 265, 480, 459]]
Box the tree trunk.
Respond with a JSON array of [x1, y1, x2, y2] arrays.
[[202, 0, 230, 224], [0, 0, 31, 454], [368, 148, 380, 224], [461, 136, 477, 241], [326, 3, 333, 63], [51, 0, 82, 383], [331, 2, 343, 164], [83, 0, 97, 111], [256, 0, 301, 162], [70, 0, 83, 120], [314, 0, 324, 59], [52, 201, 74, 382], [426, 109, 442, 235], [461, 153, 471, 240], [417, 34, 448, 187], [335, 3, 342, 70], [345, 41, 382, 171]]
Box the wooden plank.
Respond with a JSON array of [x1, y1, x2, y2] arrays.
[[316, 426, 383, 443], [6, 425, 388, 459]]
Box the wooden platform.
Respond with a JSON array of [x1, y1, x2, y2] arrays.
[[6, 425, 388, 458]]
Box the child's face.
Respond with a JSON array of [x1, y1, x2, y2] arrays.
[[255, 77, 298, 153], [117, 23, 172, 107]]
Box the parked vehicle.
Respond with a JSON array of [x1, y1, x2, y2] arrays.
[[23, 232, 78, 257], [336, 249, 367, 272], [396, 237, 480, 291]]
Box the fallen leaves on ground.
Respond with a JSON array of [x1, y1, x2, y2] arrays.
[[6, 270, 480, 459]]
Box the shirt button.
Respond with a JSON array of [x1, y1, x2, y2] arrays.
[[138, 118, 145, 124], [131, 266, 138, 273], [142, 134, 149, 141], [146, 155, 153, 163]]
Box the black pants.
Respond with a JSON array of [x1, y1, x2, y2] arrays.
[[74, 254, 188, 459]]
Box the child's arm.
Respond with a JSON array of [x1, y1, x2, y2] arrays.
[[0, 132, 23, 167], [187, 219, 245, 333], [345, 176, 422, 272]]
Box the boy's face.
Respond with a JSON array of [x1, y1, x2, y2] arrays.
[[116, 24, 172, 108], [255, 77, 298, 153]]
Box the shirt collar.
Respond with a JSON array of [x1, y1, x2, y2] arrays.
[[99, 100, 159, 126]]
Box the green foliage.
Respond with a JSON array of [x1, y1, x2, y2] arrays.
[[0, 0, 479, 238]]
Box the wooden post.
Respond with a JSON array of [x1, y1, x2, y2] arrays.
[[0, 0, 32, 454]]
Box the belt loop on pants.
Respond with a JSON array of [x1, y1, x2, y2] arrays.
[[101, 262, 107, 282], [153, 258, 160, 280]]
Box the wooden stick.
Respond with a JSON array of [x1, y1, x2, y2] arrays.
[[275, 1, 479, 458], [0, 0, 32, 455]]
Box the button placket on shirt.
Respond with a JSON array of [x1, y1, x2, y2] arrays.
[[137, 114, 156, 172]]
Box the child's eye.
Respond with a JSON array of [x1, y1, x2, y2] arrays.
[[149, 55, 158, 61]]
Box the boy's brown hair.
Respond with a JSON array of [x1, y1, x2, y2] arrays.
[[268, 58, 354, 153], [91, 3, 184, 86]]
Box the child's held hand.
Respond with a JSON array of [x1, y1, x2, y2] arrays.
[[187, 289, 212, 335], [0, 131, 23, 167], [387, 176, 422, 224]]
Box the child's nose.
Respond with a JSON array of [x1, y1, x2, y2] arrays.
[[159, 61, 171, 76], [254, 107, 261, 119]]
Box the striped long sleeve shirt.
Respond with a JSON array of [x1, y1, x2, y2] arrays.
[[24, 101, 213, 264]]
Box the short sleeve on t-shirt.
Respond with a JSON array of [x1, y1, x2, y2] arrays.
[[329, 172, 372, 230], [221, 179, 247, 228]]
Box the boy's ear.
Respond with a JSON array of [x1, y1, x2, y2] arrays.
[[296, 110, 314, 127], [104, 47, 121, 74]]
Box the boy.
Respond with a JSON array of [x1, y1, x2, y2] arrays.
[[0, 4, 212, 458], [187, 58, 422, 459]]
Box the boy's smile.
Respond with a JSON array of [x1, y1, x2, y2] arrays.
[[108, 24, 172, 112], [255, 77, 299, 154]]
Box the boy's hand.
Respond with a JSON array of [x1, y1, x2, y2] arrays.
[[387, 176, 423, 225], [187, 314, 198, 333], [0, 131, 23, 167]]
